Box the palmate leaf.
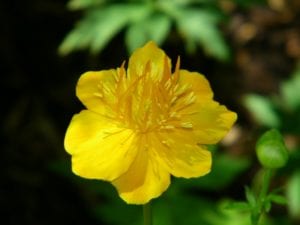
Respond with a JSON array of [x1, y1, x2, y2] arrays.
[[125, 13, 171, 53], [175, 8, 230, 61], [59, 4, 150, 55]]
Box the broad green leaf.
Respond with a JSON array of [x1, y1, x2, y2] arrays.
[[59, 4, 150, 55], [125, 13, 171, 53], [244, 94, 280, 127], [125, 24, 148, 53], [287, 170, 300, 218], [281, 69, 300, 110], [176, 8, 230, 61]]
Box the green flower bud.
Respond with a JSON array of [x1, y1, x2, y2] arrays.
[[256, 129, 289, 169]]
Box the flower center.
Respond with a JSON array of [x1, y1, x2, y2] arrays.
[[95, 59, 196, 134]]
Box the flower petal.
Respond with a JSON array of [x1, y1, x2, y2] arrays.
[[149, 132, 212, 178], [181, 101, 237, 144], [128, 41, 171, 80], [76, 70, 117, 115], [178, 70, 213, 101], [112, 140, 170, 204], [64, 110, 138, 181]]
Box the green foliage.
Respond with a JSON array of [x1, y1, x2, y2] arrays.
[[281, 69, 300, 111], [287, 170, 300, 218], [224, 129, 290, 225], [60, 0, 233, 60], [244, 95, 280, 128], [175, 8, 230, 60], [244, 68, 300, 134], [59, 4, 151, 55], [125, 12, 171, 53]]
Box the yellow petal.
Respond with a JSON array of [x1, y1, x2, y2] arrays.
[[181, 101, 237, 144], [149, 132, 212, 178], [64, 110, 138, 181], [178, 70, 213, 101], [76, 70, 117, 115], [112, 139, 170, 204], [128, 41, 171, 80]]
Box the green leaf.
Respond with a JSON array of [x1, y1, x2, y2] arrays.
[[287, 170, 300, 218], [59, 4, 150, 55], [264, 200, 272, 213], [281, 69, 300, 110], [244, 94, 280, 127], [125, 12, 171, 53], [176, 8, 230, 61], [267, 194, 287, 205]]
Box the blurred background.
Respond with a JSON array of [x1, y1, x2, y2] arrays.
[[2, 0, 300, 224]]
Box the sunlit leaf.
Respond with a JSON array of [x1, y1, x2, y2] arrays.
[[244, 94, 280, 127], [125, 13, 171, 53], [59, 4, 150, 55]]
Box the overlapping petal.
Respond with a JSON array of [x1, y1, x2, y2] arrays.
[[180, 101, 237, 144], [112, 138, 170, 204], [64, 110, 138, 181], [128, 41, 171, 80], [76, 70, 117, 115], [149, 131, 211, 178], [178, 70, 214, 101]]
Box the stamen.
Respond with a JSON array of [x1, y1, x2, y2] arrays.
[[181, 122, 193, 129], [93, 93, 103, 98]]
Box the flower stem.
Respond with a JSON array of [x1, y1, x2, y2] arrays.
[[259, 169, 272, 203], [252, 169, 273, 225], [143, 202, 152, 225]]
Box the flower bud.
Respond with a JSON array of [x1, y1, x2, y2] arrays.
[[256, 129, 289, 169]]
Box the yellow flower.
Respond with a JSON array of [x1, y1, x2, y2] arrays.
[[64, 41, 237, 204]]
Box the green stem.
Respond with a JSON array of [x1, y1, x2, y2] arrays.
[[252, 169, 273, 225], [143, 202, 152, 225], [259, 169, 273, 204]]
